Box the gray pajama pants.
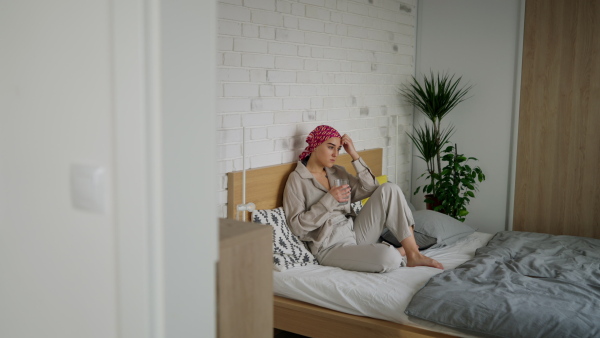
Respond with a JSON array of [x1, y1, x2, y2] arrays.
[[315, 183, 415, 273]]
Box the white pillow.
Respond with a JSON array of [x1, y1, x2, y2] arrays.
[[252, 207, 319, 272]]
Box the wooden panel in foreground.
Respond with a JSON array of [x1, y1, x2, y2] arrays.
[[227, 148, 382, 221], [218, 219, 273, 338], [274, 296, 453, 338]]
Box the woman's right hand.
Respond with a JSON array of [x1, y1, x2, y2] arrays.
[[330, 184, 351, 204]]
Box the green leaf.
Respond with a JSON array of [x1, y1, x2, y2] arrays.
[[458, 209, 469, 216], [466, 191, 475, 198], [399, 71, 471, 125]]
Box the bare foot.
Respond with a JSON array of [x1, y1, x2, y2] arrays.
[[406, 253, 444, 269], [396, 247, 406, 256]]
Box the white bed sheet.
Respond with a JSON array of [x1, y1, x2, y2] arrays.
[[273, 231, 495, 336]]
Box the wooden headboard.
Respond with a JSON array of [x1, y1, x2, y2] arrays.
[[227, 148, 383, 221]]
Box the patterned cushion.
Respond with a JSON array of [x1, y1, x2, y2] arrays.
[[252, 207, 319, 272], [351, 200, 363, 214]]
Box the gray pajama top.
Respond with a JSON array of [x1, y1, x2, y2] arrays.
[[283, 157, 380, 255]]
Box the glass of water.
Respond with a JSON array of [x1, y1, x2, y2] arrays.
[[333, 179, 350, 206]]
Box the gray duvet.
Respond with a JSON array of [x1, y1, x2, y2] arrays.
[[405, 231, 600, 337]]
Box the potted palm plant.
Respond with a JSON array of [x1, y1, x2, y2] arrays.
[[407, 123, 454, 211], [401, 71, 485, 221]]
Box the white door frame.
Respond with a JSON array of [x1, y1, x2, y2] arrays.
[[112, 1, 217, 337]]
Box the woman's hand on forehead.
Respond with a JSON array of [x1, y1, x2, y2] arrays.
[[340, 134, 359, 160]]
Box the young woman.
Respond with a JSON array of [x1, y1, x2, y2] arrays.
[[283, 125, 443, 273]]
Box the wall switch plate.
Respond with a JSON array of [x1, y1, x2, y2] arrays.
[[70, 164, 106, 214]]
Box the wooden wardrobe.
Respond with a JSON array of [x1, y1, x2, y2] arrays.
[[514, 0, 600, 238]]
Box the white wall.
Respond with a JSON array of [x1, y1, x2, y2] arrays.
[[0, 1, 217, 337], [0, 2, 118, 337], [216, 0, 419, 215], [412, 0, 522, 233]]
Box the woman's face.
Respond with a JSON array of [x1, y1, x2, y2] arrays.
[[311, 137, 342, 168]]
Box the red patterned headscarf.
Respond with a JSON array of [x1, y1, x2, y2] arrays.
[[299, 125, 341, 161]]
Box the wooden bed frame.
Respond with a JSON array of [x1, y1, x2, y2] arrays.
[[227, 148, 454, 338]]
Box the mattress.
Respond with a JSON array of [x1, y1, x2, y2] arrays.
[[273, 231, 495, 336]]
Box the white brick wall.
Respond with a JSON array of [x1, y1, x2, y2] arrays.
[[217, 0, 417, 217]]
